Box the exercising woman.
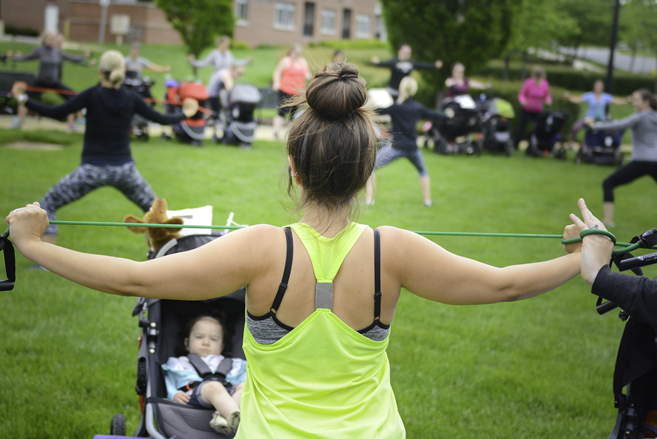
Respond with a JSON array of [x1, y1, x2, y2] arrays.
[[11, 50, 198, 247], [586, 89, 657, 227], [365, 76, 447, 206], [7, 62, 583, 438], [7, 30, 92, 132]]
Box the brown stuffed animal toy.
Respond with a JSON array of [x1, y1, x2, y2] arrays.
[[124, 197, 184, 253]]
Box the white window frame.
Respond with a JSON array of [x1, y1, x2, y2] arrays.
[[320, 8, 336, 35], [274, 2, 296, 31], [356, 14, 371, 39], [235, 0, 249, 26]]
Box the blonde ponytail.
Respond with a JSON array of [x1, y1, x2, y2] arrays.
[[99, 50, 125, 85], [397, 76, 418, 104]]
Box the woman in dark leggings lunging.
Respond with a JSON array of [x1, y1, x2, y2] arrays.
[[11, 50, 198, 247], [587, 89, 657, 227]]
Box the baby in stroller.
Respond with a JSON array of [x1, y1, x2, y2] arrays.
[[163, 314, 245, 435]]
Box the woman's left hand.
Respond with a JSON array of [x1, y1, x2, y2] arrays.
[[563, 223, 582, 254], [5, 203, 49, 248], [569, 198, 614, 285]]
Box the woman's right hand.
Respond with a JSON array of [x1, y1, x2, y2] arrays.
[[569, 198, 614, 286], [5, 202, 49, 248], [370, 56, 380, 65], [187, 54, 195, 63], [173, 391, 191, 404]]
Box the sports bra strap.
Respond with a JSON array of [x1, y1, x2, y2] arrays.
[[271, 227, 293, 313], [374, 229, 382, 321]]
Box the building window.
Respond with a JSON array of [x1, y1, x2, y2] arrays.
[[356, 14, 371, 39], [235, 0, 249, 25], [320, 9, 336, 35], [274, 2, 296, 31]]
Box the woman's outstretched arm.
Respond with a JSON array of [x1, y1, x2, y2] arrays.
[[383, 218, 582, 305], [5, 203, 275, 301]]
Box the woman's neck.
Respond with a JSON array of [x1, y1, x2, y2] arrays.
[[300, 203, 351, 237], [100, 78, 121, 89]]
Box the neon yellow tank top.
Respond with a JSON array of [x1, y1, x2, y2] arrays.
[[237, 222, 405, 438]]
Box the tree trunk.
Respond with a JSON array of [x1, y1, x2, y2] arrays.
[[503, 53, 510, 81], [654, 50, 657, 93], [520, 51, 528, 82]]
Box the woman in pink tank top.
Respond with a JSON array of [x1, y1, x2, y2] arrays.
[[272, 44, 312, 140]]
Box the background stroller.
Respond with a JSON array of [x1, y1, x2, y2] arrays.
[[163, 78, 210, 147], [123, 71, 156, 142], [214, 83, 261, 149], [479, 93, 515, 156], [110, 234, 247, 438], [575, 125, 624, 166], [424, 94, 481, 155], [525, 110, 569, 159]]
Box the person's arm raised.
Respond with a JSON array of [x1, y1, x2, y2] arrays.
[[382, 224, 581, 305], [6, 203, 273, 301]]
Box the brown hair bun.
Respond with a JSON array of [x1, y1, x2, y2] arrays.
[[306, 63, 367, 120]]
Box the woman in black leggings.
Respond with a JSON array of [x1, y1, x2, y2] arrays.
[[12, 50, 198, 246], [587, 89, 657, 227]]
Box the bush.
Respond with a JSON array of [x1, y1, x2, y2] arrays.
[[474, 61, 655, 95], [311, 39, 388, 50], [4, 25, 39, 37], [230, 40, 251, 51]]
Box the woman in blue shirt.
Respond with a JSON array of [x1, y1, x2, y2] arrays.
[[564, 79, 629, 146]]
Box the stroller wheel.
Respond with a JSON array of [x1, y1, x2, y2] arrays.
[[110, 413, 126, 436], [504, 141, 513, 157], [191, 140, 204, 147]]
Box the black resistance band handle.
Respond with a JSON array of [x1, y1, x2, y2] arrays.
[[0, 230, 15, 291]]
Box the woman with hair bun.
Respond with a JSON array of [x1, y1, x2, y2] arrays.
[[11, 50, 199, 248], [365, 76, 447, 207], [8, 62, 584, 437], [586, 88, 657, 227]]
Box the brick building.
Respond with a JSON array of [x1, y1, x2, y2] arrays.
[[0, 0, 384, 47]]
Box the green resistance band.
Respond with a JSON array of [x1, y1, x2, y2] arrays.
[[4, 220, 654, 255]]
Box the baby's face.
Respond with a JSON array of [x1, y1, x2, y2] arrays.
[[186, 318, 223, 357]]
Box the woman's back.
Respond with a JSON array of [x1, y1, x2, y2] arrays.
[[239, 223, 405, 438]]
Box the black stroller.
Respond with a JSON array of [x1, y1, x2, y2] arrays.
[[425, 95, 481, 155], [214, 84, 261, 149], [479, 95, 515, 156], [594, 228, 657, 439], [526, 110, 569, 158], [124, 71, 156, 142], [576, 126, 624, 166], [110, 234, 246, 439]]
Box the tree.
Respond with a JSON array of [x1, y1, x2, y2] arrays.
[[620, 0, 657, 79], [553, 0, 617, 53], [503, 0, 578, 80], [380, 0, 515, 97], [154, 0, 234, 61]]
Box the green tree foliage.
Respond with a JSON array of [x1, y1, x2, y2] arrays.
[[153, 0, 234, 58], [553, 0, 616, 49], [380, 0, 514, 93]]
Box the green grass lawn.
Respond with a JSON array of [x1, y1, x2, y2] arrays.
[[1, 127, 657, 438]]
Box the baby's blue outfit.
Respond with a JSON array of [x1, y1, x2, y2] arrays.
[[162, 354, 247, 400]]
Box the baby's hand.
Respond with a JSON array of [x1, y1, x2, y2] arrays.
[[173, 391, 191, 404]]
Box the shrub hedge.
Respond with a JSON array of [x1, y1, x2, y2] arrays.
[[475, 61, 656, 96]]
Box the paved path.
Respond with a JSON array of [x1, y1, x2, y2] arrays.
[[558, 47, 657, 75]]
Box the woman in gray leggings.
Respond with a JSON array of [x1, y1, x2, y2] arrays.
[[588, 89, 657, 227], [12, 50, 197, 246]]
